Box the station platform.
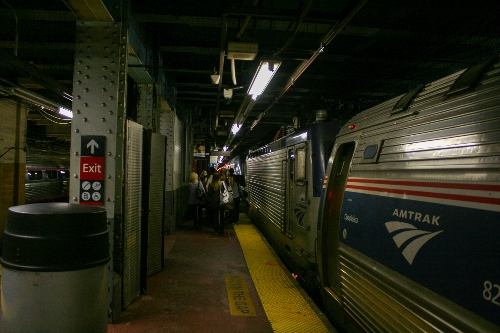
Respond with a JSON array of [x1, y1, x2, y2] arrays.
[[108, 213, 336, 333]]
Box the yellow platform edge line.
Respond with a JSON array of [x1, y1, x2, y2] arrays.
[[234, 224, 330, 333]]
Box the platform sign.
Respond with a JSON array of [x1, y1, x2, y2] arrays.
[[80, 136, 105, 205]]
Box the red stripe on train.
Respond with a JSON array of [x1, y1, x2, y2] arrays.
[[346, 185, 500, 205], [347, 178, 500, 192]]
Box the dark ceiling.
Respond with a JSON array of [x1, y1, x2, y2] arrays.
[[1, 0, 499, 157]]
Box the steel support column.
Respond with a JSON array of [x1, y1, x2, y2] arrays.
[[69, 20, 128, 321]]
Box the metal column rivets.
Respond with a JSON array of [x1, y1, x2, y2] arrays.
[[101, 118, 105, 122], [74, 151, 79, 156], [107, 129, 112, 134], [107, 152, 112, 156], [102, 76, 107, 80], [102, 66, 107, 70], [102, 88, 107, 92], [84, 88, 89, 92], [85, 66, 90, 69], [77, 80, 82, 85], [73, 174, 78, 178], [84, 103, 88, 107], [77, 71, 82, 75], [75, 110, 80, 114], [73, 197, 78, 201], [108, 111, 113, 115], [74, 129, 79, 133], [101, 103, 106, 107], [83, 118, 87, 122]]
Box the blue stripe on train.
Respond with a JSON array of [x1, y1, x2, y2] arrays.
[[339, 191, 499, 326]]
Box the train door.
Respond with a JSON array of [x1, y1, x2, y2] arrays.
[[284, 148, 295, 236], [285, 144, 308, 236], [320, 142, 355, 320]]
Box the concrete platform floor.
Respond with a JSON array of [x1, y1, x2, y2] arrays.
[[107, 214, 274, 333]]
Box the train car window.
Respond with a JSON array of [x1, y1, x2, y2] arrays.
[[361, 141, 383, 163], [288, 149, 295, 181], [45, 170, 58, 180], [296, 147, 306, 185], [27, 170, 44, 181]]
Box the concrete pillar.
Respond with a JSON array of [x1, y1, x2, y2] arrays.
[[0, 99, 26, 248], [69, 21, 129, 321]]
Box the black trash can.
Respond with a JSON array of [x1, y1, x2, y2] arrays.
[[0, 203, 110, 333]]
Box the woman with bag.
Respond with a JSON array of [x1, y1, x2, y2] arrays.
[[188, 172, 203, 229], [219, 169, 234, 226], [207, 173, 223, 234]]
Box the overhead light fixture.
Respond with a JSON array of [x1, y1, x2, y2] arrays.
[[231, 123, 241, 135], [58, 106, 73, 118], [248, 60, 281, 100], [223, 88, 233, 99]]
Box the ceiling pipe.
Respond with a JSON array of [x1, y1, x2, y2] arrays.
[[235, 0, 260, 40], [273, 0, 312, 57], [214, 13, 228, 142], [250, 0, 368, 130]]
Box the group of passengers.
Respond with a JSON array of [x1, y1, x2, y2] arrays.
[[188, 167, 246, 235]]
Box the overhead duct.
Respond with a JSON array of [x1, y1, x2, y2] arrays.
[[227, 42, 258, 60]]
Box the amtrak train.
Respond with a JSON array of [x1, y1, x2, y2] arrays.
[[240, 55, 500, 332]]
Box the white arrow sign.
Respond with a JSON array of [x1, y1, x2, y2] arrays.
[[87, 139, 99, 154]]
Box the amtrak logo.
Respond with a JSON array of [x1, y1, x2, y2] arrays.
[[385, 222, 443, 265], [294, 208, 306, 226]]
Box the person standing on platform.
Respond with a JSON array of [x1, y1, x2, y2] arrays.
[[205, 167, 215, 190], [188, 172, 203, 229], [207, 173, 222, 234], [228, 173, 243, 224], [199, 170, 208, 190]]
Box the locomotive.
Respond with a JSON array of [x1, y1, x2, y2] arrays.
[[241, 55, 500, 332]]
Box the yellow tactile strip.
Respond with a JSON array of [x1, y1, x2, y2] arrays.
[[234, 224, 330, 333]]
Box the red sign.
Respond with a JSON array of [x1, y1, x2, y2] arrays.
[[80, 156, 105, 180]]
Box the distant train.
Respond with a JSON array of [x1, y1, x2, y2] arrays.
[[240, 55, 500, 332], [25, 148, 70, 203]]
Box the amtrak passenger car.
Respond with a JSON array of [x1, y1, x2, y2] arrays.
[[318, 56, 500, 332], [25, 148, 70, 203], [246, 119, 342, 278]]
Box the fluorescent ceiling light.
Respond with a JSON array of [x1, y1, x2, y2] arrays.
[[58, 106, 73, 118], [248, 60, 281, 100]]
